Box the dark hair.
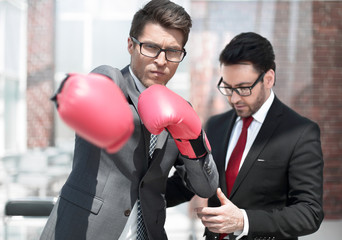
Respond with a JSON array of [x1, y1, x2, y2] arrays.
[[219, 32, 276, 74], [129, 0, 192, 47]]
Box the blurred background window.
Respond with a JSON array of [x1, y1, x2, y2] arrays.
[[0, 0, 27, 154], [0, 0, 341, 239]]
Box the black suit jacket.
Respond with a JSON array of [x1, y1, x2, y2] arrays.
[[203, 96, 324, 240], [40, 65, 218, 240]]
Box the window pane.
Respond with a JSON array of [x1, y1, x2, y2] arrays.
[[56, 21, 84, 73], [92, 20, 131, 69], [57, 0, 85, 13], [5, 2, 22, 74], [4, 78, 19, 150]]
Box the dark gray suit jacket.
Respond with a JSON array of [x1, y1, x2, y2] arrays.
[[203, 96, 324, 240], [40, 65, 219, 240]]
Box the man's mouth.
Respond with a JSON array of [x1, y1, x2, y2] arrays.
[[151, 70, 164, 76]]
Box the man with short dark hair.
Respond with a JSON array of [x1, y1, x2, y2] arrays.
[[41, 1, 218, 239], [197, 32, 323, 240], [172, 32, 324, 240]]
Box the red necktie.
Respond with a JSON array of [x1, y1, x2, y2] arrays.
[[226, 116, 253, 196], [219, 116, 253, 240]]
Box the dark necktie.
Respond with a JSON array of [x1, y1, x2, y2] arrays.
[[149, 134, 157, 158], [137, 134, 157, 240], [137, 200, 148, 240], [220, 116, 253, 240]]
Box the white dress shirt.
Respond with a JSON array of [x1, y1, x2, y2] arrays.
[[225, 90, 275, 240]]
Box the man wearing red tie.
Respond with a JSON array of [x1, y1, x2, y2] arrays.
[[193, 32, 324, 239]]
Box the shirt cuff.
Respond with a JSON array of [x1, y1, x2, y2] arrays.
[[235, 209, 249, 240]]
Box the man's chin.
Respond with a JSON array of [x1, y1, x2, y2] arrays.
[[235, 109, 250, 118], [150, 79, 168, 86]]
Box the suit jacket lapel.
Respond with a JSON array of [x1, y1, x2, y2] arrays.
[[121, 66, 140, 111], [148, 130, 169, 167], [121, 66, 169, 167], [217, 112, 237, 197], [230, 97, 284, 198], [121, 66, 150, 167]]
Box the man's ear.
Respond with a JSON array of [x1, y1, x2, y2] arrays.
[[264, 69, 275, 87], [127, 37, 134, 55]]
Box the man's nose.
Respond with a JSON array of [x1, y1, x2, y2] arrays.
[[154, 51, 167, 65], [230, 90, 241, 103]]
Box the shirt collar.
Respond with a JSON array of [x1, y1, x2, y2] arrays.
[[236, 89, 275, 124], [252, 89, 274, 124], [129, 66, 146, 93]]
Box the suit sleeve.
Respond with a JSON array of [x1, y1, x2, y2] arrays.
[[246, 122, 324, 238], [165, 169, 195, 207], [178, 153, 219, 197], [165, 113, 220, 206], [90, 65, 129, 98], [166, 149, 219, 207]]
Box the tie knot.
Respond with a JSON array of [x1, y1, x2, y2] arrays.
[[242, 116, 253, 129]]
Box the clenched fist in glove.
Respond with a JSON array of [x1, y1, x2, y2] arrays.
[[138, 84, 211, 159], [51, 71, 134, 153]]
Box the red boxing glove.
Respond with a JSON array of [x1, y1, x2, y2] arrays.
[[51, 72, 134, 153], [138, 84, 211, 159]]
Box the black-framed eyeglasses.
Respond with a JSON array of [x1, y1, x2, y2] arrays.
[[217, 72, 266, 96], [131, 37, 186, 63]]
